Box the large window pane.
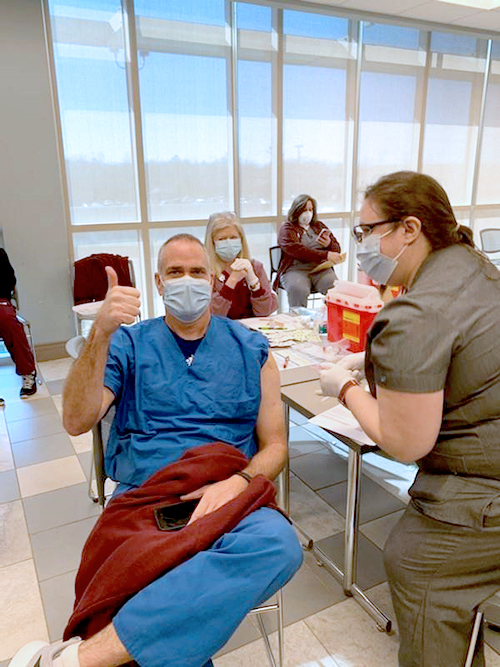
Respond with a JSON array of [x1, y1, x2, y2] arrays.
[[283, 12, 354, 214], [48, 0, 139, 224], [422, 33, 487, 205], [237, 4, 276, 217], [134, 0, 225, 25], [476, 42, 500, 205], [358, 23, 424, 190], [136, 1, 232, 221]]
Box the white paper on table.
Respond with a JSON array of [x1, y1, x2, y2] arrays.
[[309, 404, 376, 447]]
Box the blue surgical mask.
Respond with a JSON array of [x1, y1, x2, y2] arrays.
[[215, 238, 242, 262], [162, 276, 212, 323], [356, 230, 407, 285]]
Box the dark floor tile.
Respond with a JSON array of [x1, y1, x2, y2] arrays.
[[486, 626, 500, 656], [290, 449, 348, 491], [6, 413, 64, 444], [215, 617, 261, 657], [0, 470, 20, 503], [318, 474, 406, 524], [77, 451, 93, 481], [11, 432, 74, 468], [45, 379, 66, 396], [23, 483, 101, 534], [314, 532, 387, 591], [255, 549, 346, 636], [31, 516, 97, 581], [40, 570, 77, 642], [289, 425, 327, 459]]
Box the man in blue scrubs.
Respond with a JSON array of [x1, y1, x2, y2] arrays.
[[10, 234, 302, 667]]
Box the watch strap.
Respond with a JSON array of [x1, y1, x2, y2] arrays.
[[338, 379, 359, 407], [235, 470, 253, 484]]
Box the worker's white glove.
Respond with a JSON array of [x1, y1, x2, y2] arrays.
[[337, 351, 366, 381], [319, 362, 356, 398]]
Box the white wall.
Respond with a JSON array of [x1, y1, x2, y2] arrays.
[[0, 0, 74, 348]]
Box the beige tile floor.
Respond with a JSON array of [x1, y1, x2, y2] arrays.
[[1, 356, 500, 667]]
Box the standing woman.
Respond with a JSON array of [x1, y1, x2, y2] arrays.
[[320, 171, 500, 667], [275, 194, 343, 308], [205, 212, 278, 319]]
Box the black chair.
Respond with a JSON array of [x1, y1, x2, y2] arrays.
[[480, 228, 500, 267], [269, 245, 323, 310], [269, 245, 282, 288], [465, 591, 500, 666]]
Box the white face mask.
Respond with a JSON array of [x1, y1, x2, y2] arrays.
[[215, 238, 242, 263], [356, 229, 407, 285], [298, 210, 313, 227], [162, 276, 212, 323]]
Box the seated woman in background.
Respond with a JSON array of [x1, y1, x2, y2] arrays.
[[205, 212, 278, 319], [0, 248, 37, 403], [275, 194, 343, 308]]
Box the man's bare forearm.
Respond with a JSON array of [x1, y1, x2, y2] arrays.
[[62, 325, 112, 435], [244, 439, 287, 481]]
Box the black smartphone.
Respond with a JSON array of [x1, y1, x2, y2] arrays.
[[154, 500, 200, 532]]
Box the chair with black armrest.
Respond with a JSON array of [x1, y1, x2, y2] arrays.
[[464, 591, 500, 666], [480, 228, 500, 268], [269, 245, 323, 311]]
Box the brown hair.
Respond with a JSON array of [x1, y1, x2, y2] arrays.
[[364, 171, 474, 251], [287, 194, 317, 225]]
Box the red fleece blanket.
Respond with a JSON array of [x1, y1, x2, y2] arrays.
[[73, 253, 132, 305], [64, 443, 280, 641]]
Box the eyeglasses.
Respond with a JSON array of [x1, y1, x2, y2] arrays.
[[352, 219, 400, 243]]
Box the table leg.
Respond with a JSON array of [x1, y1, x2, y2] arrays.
[[277, 402, 290, 513], [344, 448, 392, 632], [344, 448, 361, 592]]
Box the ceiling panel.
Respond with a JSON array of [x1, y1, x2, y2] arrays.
[[339, 0, 427, 11], [451, 10, 500, 26], [299, 0, 500, 34], [401, 2, 486, 20]]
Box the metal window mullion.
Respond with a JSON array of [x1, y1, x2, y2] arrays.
[[229, 1, 241, 217], [123, 0, 154, 318], [469, 39, 492, 235], [40, 0, 77, 276], [275, 7, 284, 231], [417, 31, 432, 173], [347, 19, 363, 282]]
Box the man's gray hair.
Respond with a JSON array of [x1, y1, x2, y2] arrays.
[[157, 234, 207, 272]]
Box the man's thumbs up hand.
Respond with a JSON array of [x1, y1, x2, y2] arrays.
[[95, 266, 141, 336], [105, 266, 119, 290]]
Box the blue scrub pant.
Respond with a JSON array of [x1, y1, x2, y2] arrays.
[[113, 507, 303, 667]]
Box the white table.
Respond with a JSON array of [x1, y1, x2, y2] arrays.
[[281, 377, 392, 632]]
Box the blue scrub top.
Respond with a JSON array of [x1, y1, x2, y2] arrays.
[[104, 315, 269, 487]]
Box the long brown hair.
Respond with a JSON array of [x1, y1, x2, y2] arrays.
[[364, 171, 474, 251], [287, 194, 318, 225]]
